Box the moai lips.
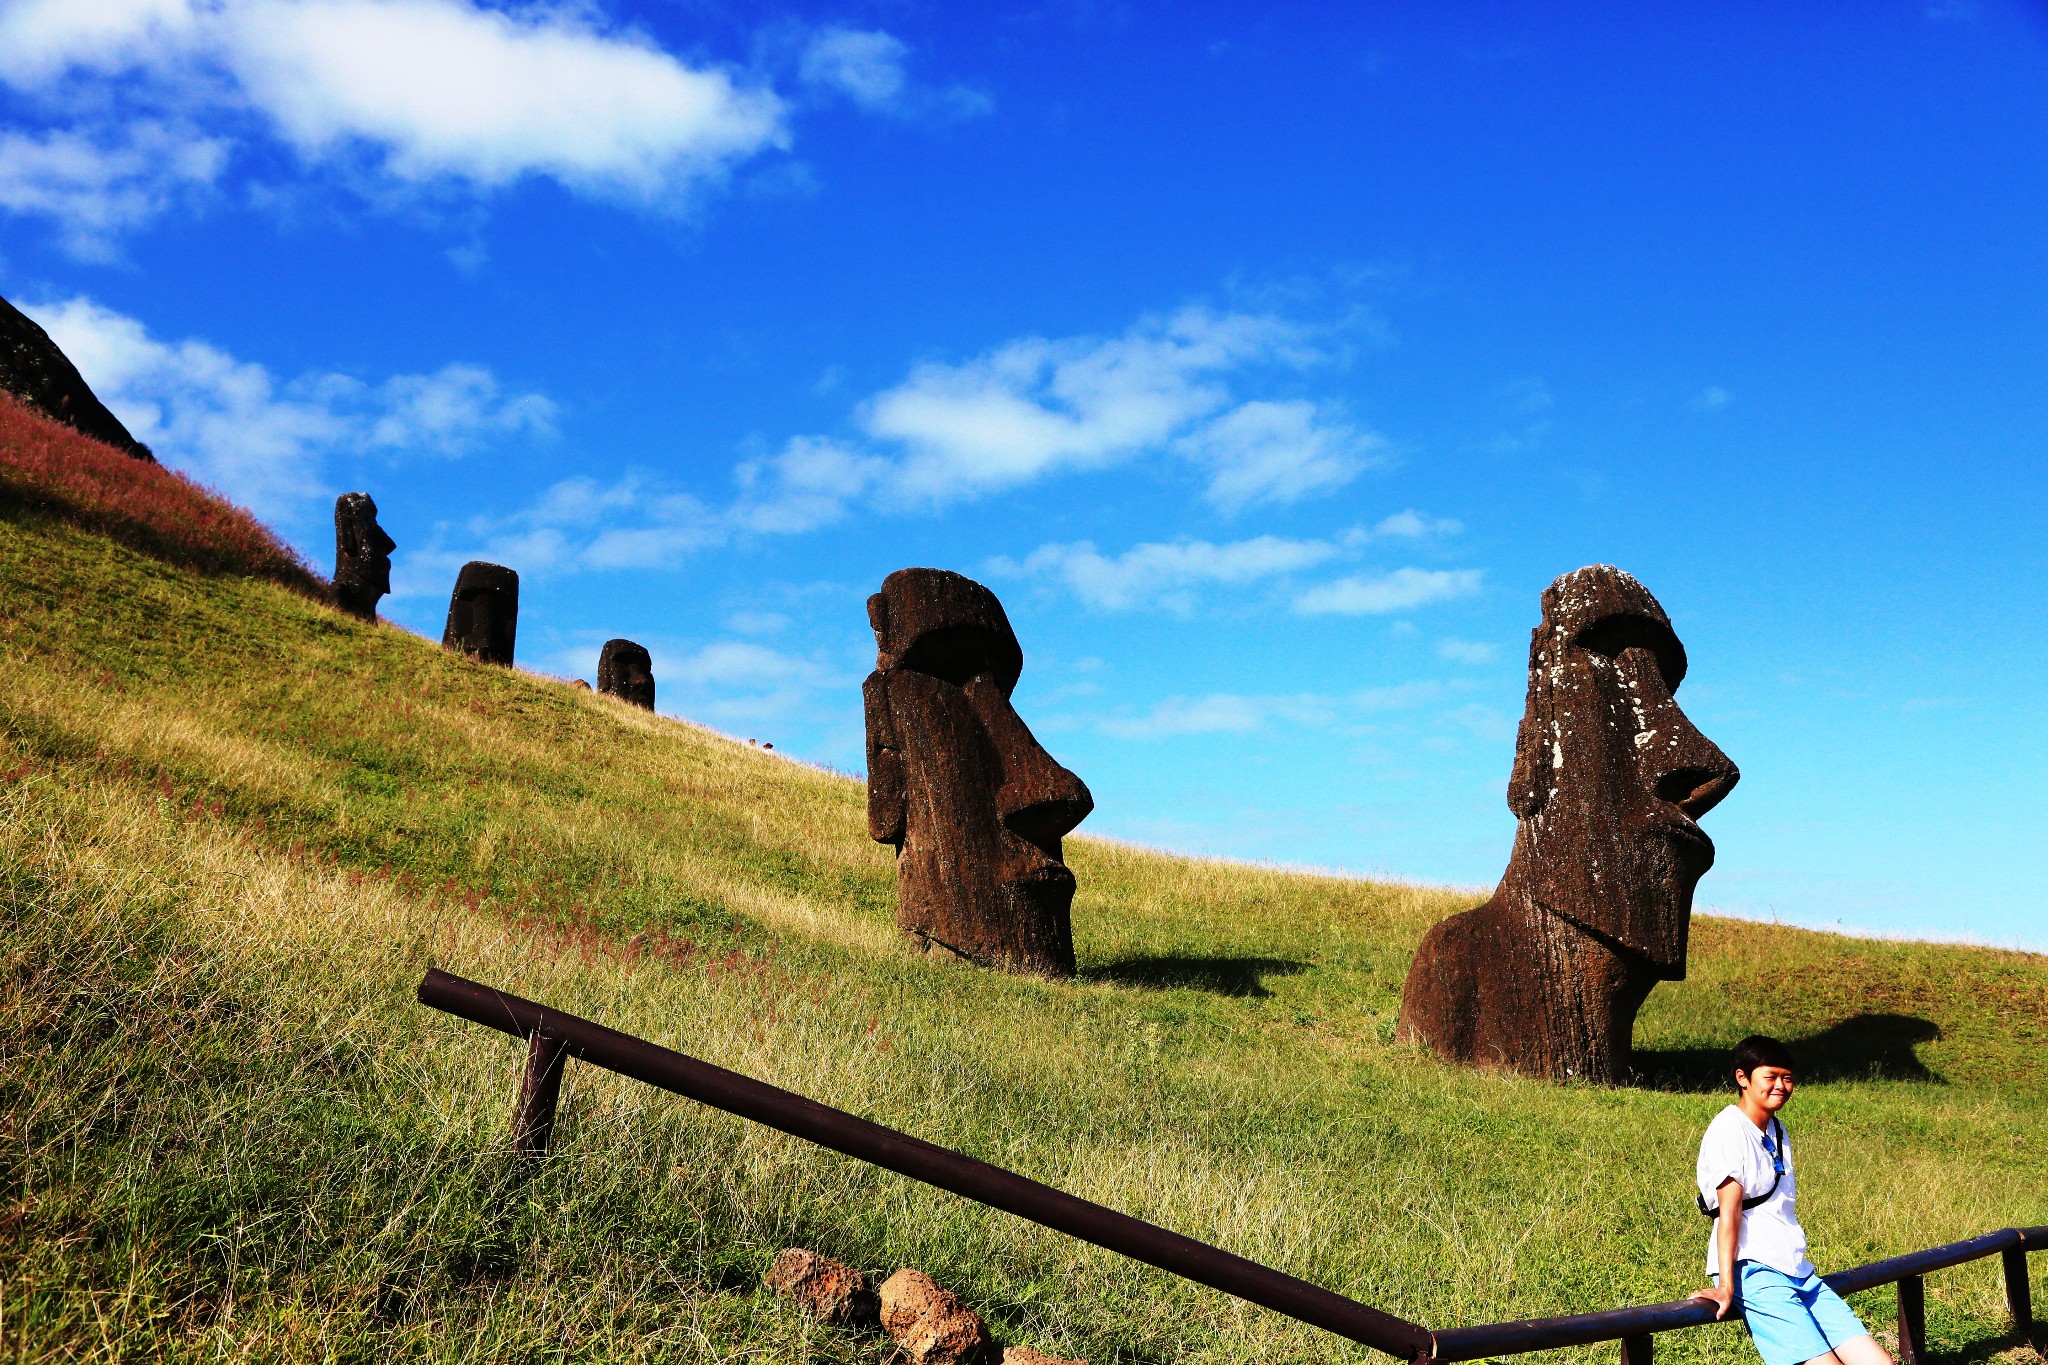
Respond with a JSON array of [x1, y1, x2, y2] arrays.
[[442, 561, 518, 666], [864, 568, 1093, 977], [598, 638, 655, 710], [331, 492, 395, 622], [1396, 565, 1739, 1083]]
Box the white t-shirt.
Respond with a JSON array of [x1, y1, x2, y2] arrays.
[[1696, 1104, 1812, 1278]]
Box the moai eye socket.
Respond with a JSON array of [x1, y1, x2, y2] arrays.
[[1571, 613, 1687, 691], [899, 625, 1008, 689]]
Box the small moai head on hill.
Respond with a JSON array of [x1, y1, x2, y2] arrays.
[[598, 638, 655, 710], [441, 561, 518, 666], [863, 568, 1093, 977], [1503, 565, 1740, 974], [1395, 565, 1740, 1084], [331, 492, 395, 621]]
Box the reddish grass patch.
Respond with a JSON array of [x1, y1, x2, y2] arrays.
[[0, 392, 325, 596]]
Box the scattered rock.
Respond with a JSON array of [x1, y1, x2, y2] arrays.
[[1003, 1348, 1084, 1365], [597, 638, 655, 709], [571, 679, 591, 690], [765, 1248, 875, 1327], [878, 1269, 989, 1365], [0, 294, 154, 461], [441, 561, 518, 666], [332, 492, 395, 621], [864, 568, 1092, 978]]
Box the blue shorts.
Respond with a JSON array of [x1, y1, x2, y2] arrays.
[[1718, 1262, 1870, 1365]]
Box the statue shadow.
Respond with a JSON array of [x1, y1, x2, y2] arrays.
[[1085, 955, 1310, 998], [1632, 1013, 1943, 1092]]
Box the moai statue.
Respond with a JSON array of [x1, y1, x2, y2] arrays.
[[331, 492, 395, 621], [1396, 566, 1740, 1084], [441, 561, 518, 665], [598, 638, 654, 710], [864, 568, 1093, 977]]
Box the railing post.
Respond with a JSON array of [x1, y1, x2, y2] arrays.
[[511, 1030, 568, 1160], [2005, 1246, 2038, 1355], [1896, 1275, 1926, 1365], [1620, 1332, 1653, 1365]]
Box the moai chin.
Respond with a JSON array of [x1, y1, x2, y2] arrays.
[[441, 561, 518, 666], [597, 638, 655, 710], [1396, 565, 1740, 1084], [331, 492, 395, 622], [864, 568, 1094, 977]]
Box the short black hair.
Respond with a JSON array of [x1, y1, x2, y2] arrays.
[[1732, 1035, 1795, 1088]]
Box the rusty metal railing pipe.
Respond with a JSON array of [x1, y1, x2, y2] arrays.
[[417, 967, 1431, 1359]]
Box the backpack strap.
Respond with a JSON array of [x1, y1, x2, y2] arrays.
[[1696, 1117, 1787, 1217]]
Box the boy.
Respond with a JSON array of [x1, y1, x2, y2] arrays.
[[1690, 1036, 1891, 1365]]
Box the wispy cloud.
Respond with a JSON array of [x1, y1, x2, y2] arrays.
[[0, 0, 967, 251], [23, 294, 553, 517], [795, 26, 989, 120], [735, 306, 1375, 527], [1095, 681, 1442, 741], [1294, 567, 1483, 616], [990, 534, 1342, 613], [1690, 385, 1732, 411], [1437, 638, 1497, 665]]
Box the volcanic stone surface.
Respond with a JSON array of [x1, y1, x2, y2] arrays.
[[0, 294, 154, 462], [331, 493, 395, 621], [597, 638, 655, 709], [441, 561, 518, 666], [878, 1269, 989, 1365], [864, 568, 1092, 978], [765, 1249, 875, 1327], [1396, 565, 1740, 1084]]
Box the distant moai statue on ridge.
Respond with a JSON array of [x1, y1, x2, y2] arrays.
[[864, 568, 1093, 977], [598, 639, 654, 710], [331, 493, 395, 621], [442, 561, 518, 666], [1396, 565, 1740, 1084]]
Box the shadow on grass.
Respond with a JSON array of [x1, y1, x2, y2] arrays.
[[1085, 955, 1309, 998], [1633, 1013, 1943, 1091]]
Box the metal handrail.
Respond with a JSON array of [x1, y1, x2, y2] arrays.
[[416, 969, 2044, 1364]]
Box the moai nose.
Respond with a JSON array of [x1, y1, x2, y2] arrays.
[[1625, 646, 1739, 820], [965, 677, 1094, 853]]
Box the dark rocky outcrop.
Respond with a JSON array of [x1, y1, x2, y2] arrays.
[[332, 493, 395, 621], [597, 638, 654, 709], [864, 568, 1092, 978], [441, 561, 517, 665], [1396, 566, 1740, 1084], [0, 295, 153, 462]]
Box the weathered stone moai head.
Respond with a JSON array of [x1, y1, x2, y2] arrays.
[[598, 638, 655, 710], [331, 492, 395, 621], [441, 561, 518, 665], [864, 568, 1093, 977], [1396, 565, 1739, 1083]]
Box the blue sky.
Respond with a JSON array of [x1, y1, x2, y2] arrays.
[[3, 1, 2044, 950]]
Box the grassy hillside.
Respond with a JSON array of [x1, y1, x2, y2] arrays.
[[2, 505, 2043, 1365]]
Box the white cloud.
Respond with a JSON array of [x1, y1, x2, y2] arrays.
[[990, 534, 1342, 612], [1691, 385, 1732, 411], [736, 306, 1367, 528], [1174, 398, 1380, 512], [1294, 567, 1483, 616], [1368, 508, 1461, 539], [22, 295, 552, 516], [1095, 681, 1440, 741], [0, 0, 804, 247], [796, 25, 989, 120], [221, 0, 785, 197], [1437, 638, 1497, 665], [0, 122, 226, 259]]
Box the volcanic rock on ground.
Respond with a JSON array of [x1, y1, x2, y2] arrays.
[[765, 1249, 875, 1326], [878, 1268, 989, 1365]]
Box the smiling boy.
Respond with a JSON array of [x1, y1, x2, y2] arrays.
[[1691, 1036, 1892, 1365]]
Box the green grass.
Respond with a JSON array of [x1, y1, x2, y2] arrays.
[[1, 506, 2043, 1365]]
